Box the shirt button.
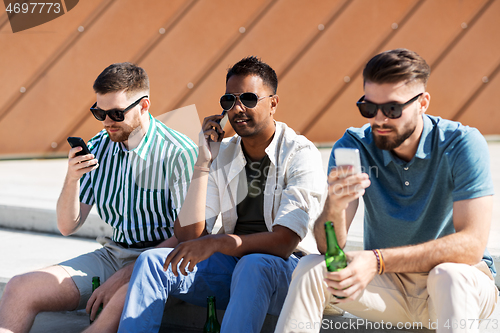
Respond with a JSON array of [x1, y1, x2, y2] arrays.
[[404, 167, 409, 171], [405, 181, 410, 186]]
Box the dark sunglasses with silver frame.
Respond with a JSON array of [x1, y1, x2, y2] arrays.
[[90, 95, 148, 122], [220, 92, 273, 111], [356, 93, 423, 119]]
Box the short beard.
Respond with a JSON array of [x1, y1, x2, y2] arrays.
[[105, 113, 141, 143], [372, 122, 416, 151]]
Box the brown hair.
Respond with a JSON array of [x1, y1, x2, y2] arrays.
[[363, 49, 431, 87], [93, 62, 149, 95]]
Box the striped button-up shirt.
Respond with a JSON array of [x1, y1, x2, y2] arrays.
[[80, 114, 197, 244]]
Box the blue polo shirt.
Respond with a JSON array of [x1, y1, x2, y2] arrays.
[[329, 114, 496, 275]]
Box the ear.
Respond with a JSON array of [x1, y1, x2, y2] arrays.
[[419, 92, 430, 114], [270, 94, 279, 116], [140, 97, 151, 115]]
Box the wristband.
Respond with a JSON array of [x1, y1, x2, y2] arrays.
[[372, 249, 385, 275], [378, 249, 386, 274]]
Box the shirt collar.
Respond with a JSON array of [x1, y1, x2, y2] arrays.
[[112, 141, 127, 156], [133, 114, 155, 160], [382, 114, 433, 166], [264, 121, 282, 166]]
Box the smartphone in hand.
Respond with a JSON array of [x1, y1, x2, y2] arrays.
[[334, 148, 362, 175], [67, 137, 92, 157], [211, 110, 227, 141]]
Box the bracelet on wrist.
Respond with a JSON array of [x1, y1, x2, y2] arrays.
[[194, 165, 210, 172], [372, 249, 385, 275], [378, 249, 385, 274]]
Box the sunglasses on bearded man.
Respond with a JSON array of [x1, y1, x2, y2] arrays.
[[356, 93, 423, 119], [90, 95, 148, 122]]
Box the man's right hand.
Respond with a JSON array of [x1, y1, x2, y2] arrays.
[[314, 166, 370, 253], [326, 166, 370, 214], [67, 147, 99, 181], [197, 114, 226, 167]]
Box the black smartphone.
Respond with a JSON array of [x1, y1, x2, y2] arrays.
[[216, 110, 228, 137], [209, 110, 227, 142], [67, 137, 92, 157], [215, 110, 228, 127]]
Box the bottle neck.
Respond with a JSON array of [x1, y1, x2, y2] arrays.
[[325, 222, 340, 250], [207, 298, 217, 321], [92, 279, 100, 292]]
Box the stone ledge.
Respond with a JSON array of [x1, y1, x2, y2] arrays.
[[160, 298, 434, 333], [0, 204, 113, 239], [3, 281, 496, 333]]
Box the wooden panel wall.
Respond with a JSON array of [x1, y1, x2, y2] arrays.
[[0, 0, 498, 157]]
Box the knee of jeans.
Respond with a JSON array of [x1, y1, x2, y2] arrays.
[[428, 263, 469, 294], [136, 248, 167, 270], [234, 253, 280, 279]]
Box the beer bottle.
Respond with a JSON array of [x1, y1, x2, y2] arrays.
[[324, 221, 347, 298], [89, 276, 103, 324], [203, 296, 220, 333]]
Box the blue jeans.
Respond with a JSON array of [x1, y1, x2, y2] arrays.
[[118, 248, 299, 333]]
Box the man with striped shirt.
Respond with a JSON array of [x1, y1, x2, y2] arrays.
[[0, 63, 197, 333]]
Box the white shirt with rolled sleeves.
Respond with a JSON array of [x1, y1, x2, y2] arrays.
[[205, 121, 326, 255]]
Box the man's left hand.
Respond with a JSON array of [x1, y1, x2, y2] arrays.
[[324, 250, 378, 302], [85, 263, 134, 321], [163, 236, 217, 276]]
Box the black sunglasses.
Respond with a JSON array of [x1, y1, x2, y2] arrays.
[[220, 92, 273, 111], [90, 95, 148, 122], [356, 93, 423, 119]]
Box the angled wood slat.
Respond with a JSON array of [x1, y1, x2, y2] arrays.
[[160, 0, 345, 139], [0, 0, 115, 121], [0, 0, 498, 157], [52, 0, 201, 153], [456, 60, 500, 135], [277, 0, 353, 81], [167, 0, 280, 112], [59, 0, 273, 154], [0, 0, 187, 156], [452, 59, 500, 123], [280, 0, 419, 141], [297, 0, 498, 142], [426, 0, 500, 120]]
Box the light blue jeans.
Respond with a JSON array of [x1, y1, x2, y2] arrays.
[[118, 248, 299, 333]]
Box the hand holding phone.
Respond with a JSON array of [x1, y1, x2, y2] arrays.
[[334, 148, 362, 175], [67, 137, 92, 157], [66, 137, 98, 179], [211, 110, 227, 142]]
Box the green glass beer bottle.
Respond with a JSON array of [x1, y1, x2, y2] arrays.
[[89, 276, 103, 324], [324, 221, 347, 298], [203, 296, 221, 333]]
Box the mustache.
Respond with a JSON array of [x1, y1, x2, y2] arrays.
[[372, 124, 395, 131], [231, 116, 251, 121]]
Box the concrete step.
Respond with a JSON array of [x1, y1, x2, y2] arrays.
[[160, 298, 435, 333], [1, 261, 498, 333]]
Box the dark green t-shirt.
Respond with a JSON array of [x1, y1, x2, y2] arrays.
[[234, 152, 271, 235]]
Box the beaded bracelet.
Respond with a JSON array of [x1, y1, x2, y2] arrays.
[[194, 165, 210, 172], [372, 249, 381, 274]]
